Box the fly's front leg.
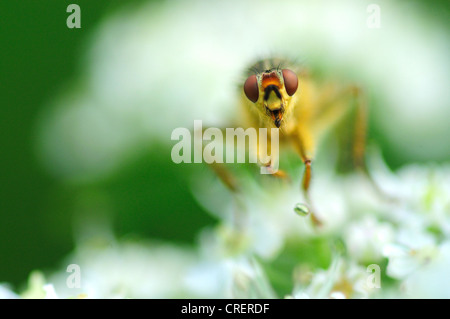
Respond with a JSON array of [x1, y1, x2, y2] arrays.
[[351, 87, 394, 201], [292, 130, 322, 226], [195, 125, 250, 232], [195, 125, 239, 193], [316, 85, 387, 200], [349, 86, 368, 171], [337, 86, 385, 197], [302, 159, 312, 200], [300, 158, 322, 226], [257, 128, 288, 179]]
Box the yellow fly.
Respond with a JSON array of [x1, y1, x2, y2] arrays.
[[238, 58, 369, 225]]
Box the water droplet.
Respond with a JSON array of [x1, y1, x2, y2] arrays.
[[294, 203, 310, 216]]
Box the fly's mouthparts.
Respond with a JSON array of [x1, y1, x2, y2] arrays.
[[265, 107, 283, 128], [272, 109, 281, 118], [263, 85, 282, 101], [274, 118, 281, 128]]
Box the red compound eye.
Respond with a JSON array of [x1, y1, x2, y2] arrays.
[[282, 69, 298, 96], [244, 75, 259, 102]]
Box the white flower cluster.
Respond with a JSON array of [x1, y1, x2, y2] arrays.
[[190, 157, 450, 299], [2, 161, 448, 299]]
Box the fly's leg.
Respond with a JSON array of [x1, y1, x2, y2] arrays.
[[352, 88, 394, 201], [208, 161, 239, 193], [301, 159, 322, 226], [315, 85, 388, 201], [194, 125, 247, 235], [291, 130, 322, 226], [194, 126, 239, 193], [262, 162, 289, 178], [348, 86, 368, 172], [337, 86, 389, 199], [257, 129, 289, 179]]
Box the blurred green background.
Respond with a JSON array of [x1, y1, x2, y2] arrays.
[[0, 0, 217, 287], [0, 0, 448, 288]]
